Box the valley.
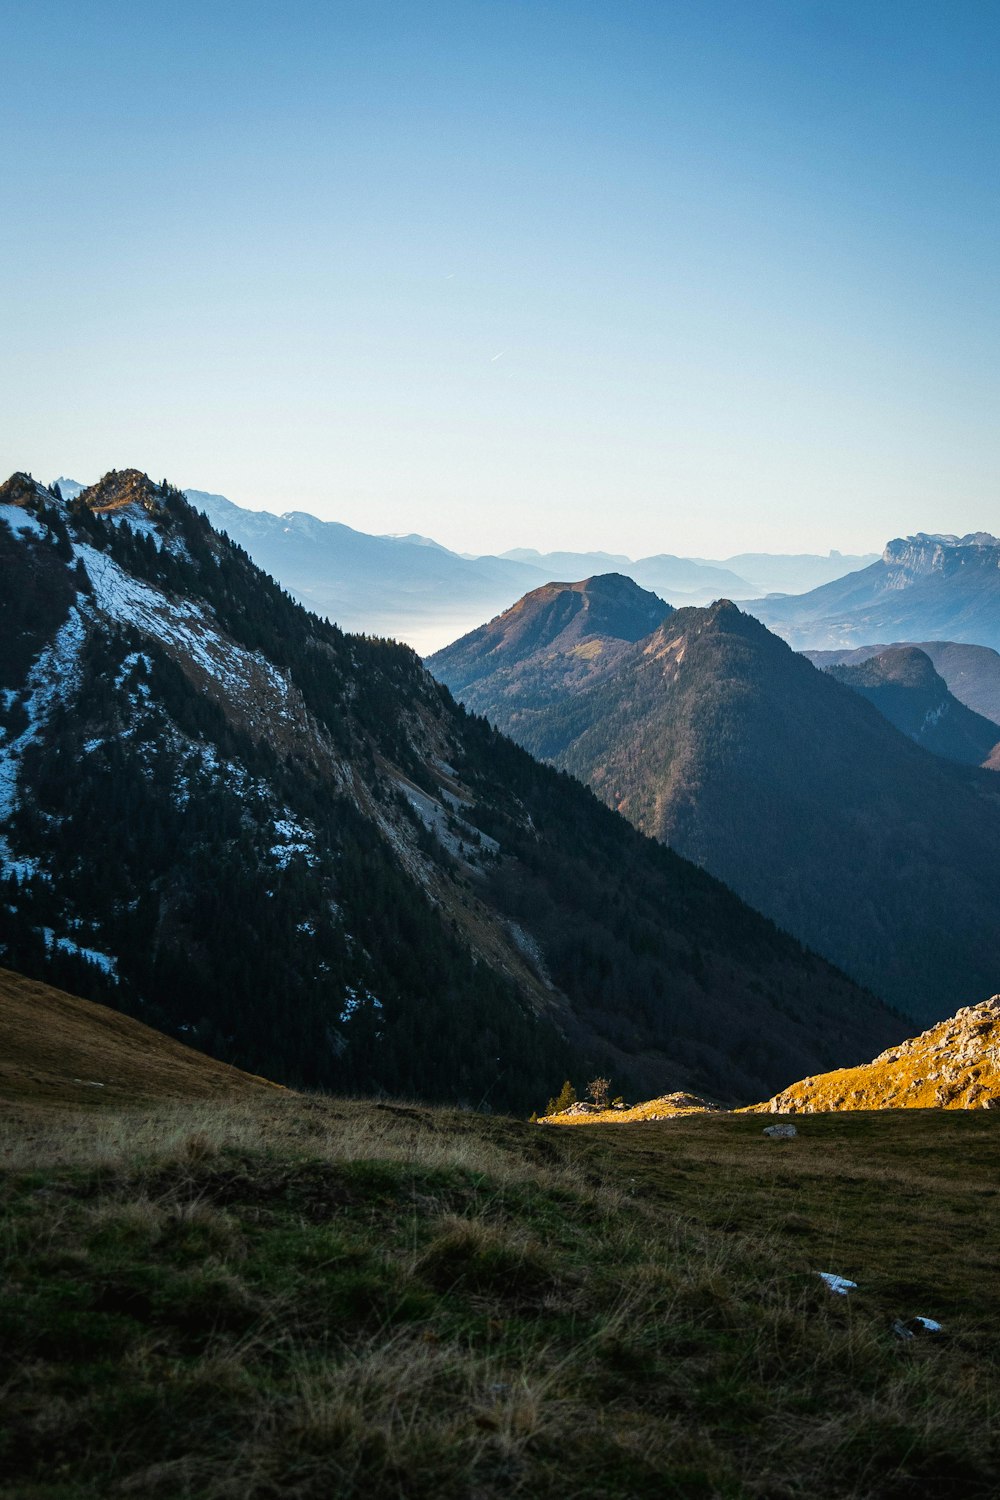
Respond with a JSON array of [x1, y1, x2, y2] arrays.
[[1, 472, 897, 1113], [8, 9, 1000, 1496], [6, 488, 1000, 1500]]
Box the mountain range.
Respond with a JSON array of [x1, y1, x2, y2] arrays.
[[50, 478, 878, 653], [184, 488, 548, 655], [429, 574, 1000, 1022], [745, 532, 1000, 652], [0, 469, 899, 1110]]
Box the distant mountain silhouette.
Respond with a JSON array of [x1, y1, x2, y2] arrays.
[[702, 550, 880, 596], [500, 549, 749, 601], [185, 488, 548, 654], [826, 647, 1000, 767], [806, 640, 1000, 727]]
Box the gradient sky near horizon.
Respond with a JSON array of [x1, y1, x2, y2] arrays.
[[3, 0, 999, 557]]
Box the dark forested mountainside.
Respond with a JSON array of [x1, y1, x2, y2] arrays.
[[0, 472, 899, 1109], [432, 584, 1000, 1024], [826, 648, 1000, 768], [746, 532, 1000, 652]]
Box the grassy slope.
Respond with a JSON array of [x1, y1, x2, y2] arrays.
[[0, 966, 277, 1114], [3, 1082, 999, 1499]]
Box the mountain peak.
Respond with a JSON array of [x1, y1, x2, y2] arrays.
[[79, 469, 171, 518], [828, 646, 1000, 767], [428, 573, 673, 704], [0, 472, 55, 509]]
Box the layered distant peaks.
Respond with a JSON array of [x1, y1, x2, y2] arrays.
[[432, 573, 1000, 1024]]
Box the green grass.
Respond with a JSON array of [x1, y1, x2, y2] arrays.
[[1, 1095, 998, 1498]]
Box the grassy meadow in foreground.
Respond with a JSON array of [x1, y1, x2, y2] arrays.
[[2, 1093, 999, 1499]]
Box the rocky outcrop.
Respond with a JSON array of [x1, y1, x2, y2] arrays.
[[541, 1090, 724, 1124], [755, 996, 1000, 1113]]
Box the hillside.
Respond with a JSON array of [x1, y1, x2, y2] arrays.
[[746, 532, 1000, 652], [0, 965, 274, 1108], [756, 995, 1000, 1113], [432, 584, 1000, 1023], [0, 471, 898, 1110], [827, 647, 1000, 767], [806, 639, 1000, 726]]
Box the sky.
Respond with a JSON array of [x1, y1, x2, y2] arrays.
[[2, 0, 999, 558]]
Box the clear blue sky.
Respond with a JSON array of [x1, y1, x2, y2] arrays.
[[3, 0, 998, 556]]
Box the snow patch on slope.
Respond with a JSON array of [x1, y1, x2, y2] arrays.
[[0, 606, 88, 879], [918, 700, 949, 737], [270, 815, 318, 868], [42, 927, 119, 978], [75, 543, 304, 735], [0, 503, 48, 541]]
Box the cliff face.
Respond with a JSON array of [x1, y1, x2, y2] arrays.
[[881, 532, 1000, 576], [746, 532, 1000, 652]]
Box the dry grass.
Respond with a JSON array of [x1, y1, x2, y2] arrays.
[[0, 965, 277, 1109], [2, 1091, 999, 1498]]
